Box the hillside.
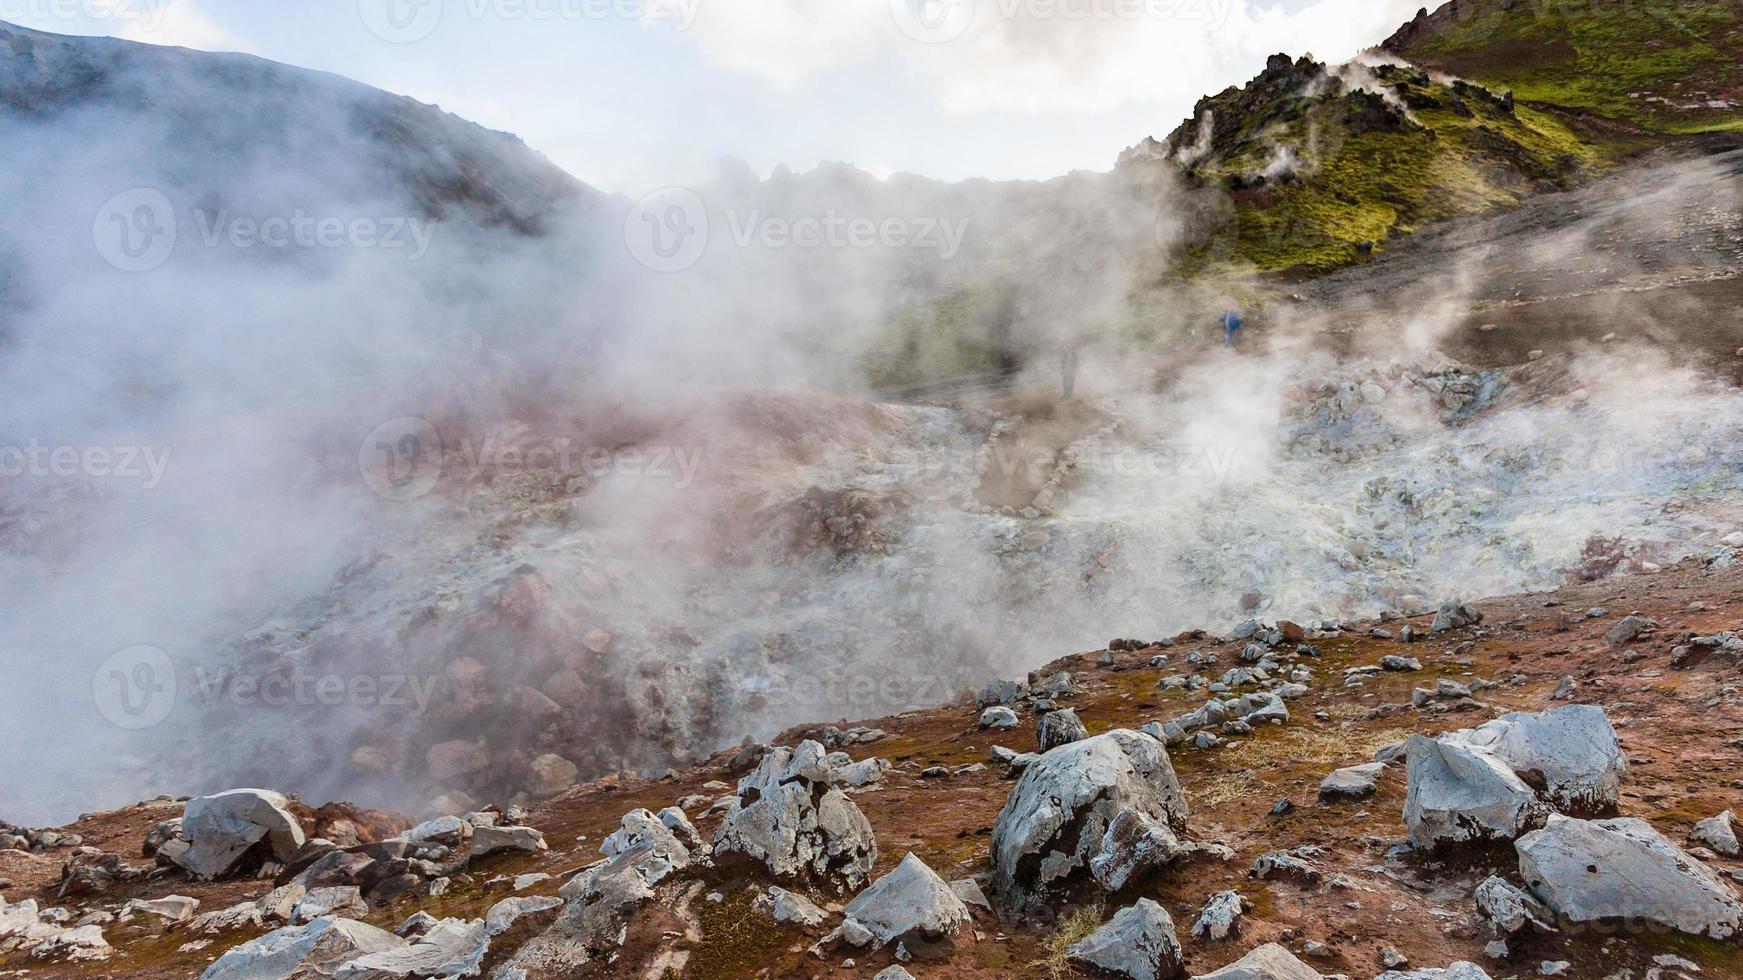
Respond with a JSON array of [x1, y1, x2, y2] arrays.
[[1383, 0, 1743, 135]]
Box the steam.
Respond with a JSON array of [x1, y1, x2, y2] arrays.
[[2, 21, 1740, 828]]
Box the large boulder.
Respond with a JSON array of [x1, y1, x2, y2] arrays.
[[1066, 898, 1184, 980], [990, 729, 1187, 912], [600, 808, 697, 881], [174, 790, 307, 880], [1376, 965, 1492, 979], [1402, 734, 1538, 850], [198, 916, 404, 980], [1516, 814, 1743, 939], [712, 740, 877, 892], [839, 852, 970, 956], [1473, 875, 1555, 937], [507, 844, 667, 972], [1189, 942, 1323, 979], [1691, 809, 1742, 857], [1038, 708, 1089, 750], [1448, 705, 1625, 814]]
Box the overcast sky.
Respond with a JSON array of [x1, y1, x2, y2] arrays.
[[4, 0, 1428, 194]]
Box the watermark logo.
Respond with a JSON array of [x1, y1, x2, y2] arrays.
[[625, 186, 710, 272], [2, 0, 170, 30], [890, 0, 976, 42], [92, 645, 176, 730], [93, 188, 176, 273], [360, 416, 445, 501], [0, 440, 173, 488], [358, 0, 444, 43]]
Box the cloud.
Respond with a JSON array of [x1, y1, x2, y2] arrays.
[[114, 0, 252, 53], [665, 0, 1426, 114]]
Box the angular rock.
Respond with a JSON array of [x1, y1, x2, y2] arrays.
[[1517, 814, 1743, 939], [1403, 734, 1538, 849], [1473, 875, 1555, 937], [468, 825, 546, 859], [1449, 705, 1626, 814], [980, 706, 1020, 730], [713, 740, 877, 892], [841, 852, 970, 954], [1319, 763, 1384, 801], [174, 790, 307, 880], [754, 885, 828, 927], [1191, 890, 1246, 942], [1089, 809, 1194, 891], [198, 916, 405, 980], [1375, 964, 1493, 979], [600, 809, 695, 879], [1431, 601, 1484, 633], [1038, 708, 1089, 750], [1190, 942, 1324, 979], [1066, 898, 1184, 980], [991, 729, 1187, 911], [292, 886, 366, 924], [1691, 810, 1742, 857], [978, 678, 1026, 708]]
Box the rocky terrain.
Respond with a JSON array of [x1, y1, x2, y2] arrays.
[[7, 557, 1743, 977]]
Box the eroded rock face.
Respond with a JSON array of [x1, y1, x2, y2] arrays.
[[1189, 942, 1323, 979], [990, 729, 1188, 912], [600, 808, 697, 881], [1516, 814, 1743, 939], [1403, 734, 1538, 850], [507, 844, 666, 972], [1449, 705, 1625, 814], [1066, 898, 1184, 980], [840, 852, 970, 955], [172, 789, 307, 880], [712, 740, 877, 892], [197, 916, 404, 980]]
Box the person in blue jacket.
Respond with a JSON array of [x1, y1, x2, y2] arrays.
[[1220, 309, 1244, 348]]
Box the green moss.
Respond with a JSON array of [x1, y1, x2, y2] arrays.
[[688, 886, 791, 980]]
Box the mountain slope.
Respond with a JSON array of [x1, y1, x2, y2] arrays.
[[1382, 0, 1743, 134]]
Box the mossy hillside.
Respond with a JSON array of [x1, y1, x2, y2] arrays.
[[1149, 58, 1596, 274], [1383, 0, 1743, 132]]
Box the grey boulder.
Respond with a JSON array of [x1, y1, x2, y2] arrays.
[[198, 916, 403, 980], [712, 740, 877, 892], [980, 706, 1020, 730], [990, 729, 1187, 911], [174, 789, 306, 880], [1039, 708, 1090, 750], [1403, 734, 1538, 849], [1190, 942, 1324, 978], [1517, 814, 1743, 939], [1066, 898, 1184, 980], [1690, 810, 1741, 857], [1473, 875, 1555, 936], [1318, 762, 1384, 801], [1191, 890, 1246, 942], [1375, 964, 1493, 979], [1449, 705, 1626, 814], [840, 852, 970, 954]]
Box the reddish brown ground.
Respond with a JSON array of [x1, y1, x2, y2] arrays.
[[7, 560, 1743, 979]]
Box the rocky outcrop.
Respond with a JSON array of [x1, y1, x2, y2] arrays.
[[712, 740, 877, 892], [1189, 942, 1324, 979], [1448, 705, 1625, 814], [1402, 734, 1538, 849], [164, 789, 306, 880], [990, 729, 1188, 912], [198, 916, 404, 980], [1516, 814, 1743, 939], [1066, 898, 1184, 980], [838, 852, 969, 956]]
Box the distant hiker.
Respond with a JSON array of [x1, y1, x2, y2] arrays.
[[1061, 344, 1080, 399], [1221, 309, 1244, 348]]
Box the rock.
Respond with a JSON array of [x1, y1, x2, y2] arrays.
[[990, 729, 1187, 911], [1038, 708, 1089, 750], [173, 790, 307, 880], [1403, 734, 1538, 849], [1035, 671, 1076, 697], [754, 885, 828, 927], [336, 914, 492, 978], [840, 853, 970, 955], [599, 809, 695, 881], [980, 706, 1020, 730], [1249, 848, 1320, 886], [1692, 810, 1742, 857], [1319, 762, 1385, 801], [1380, 656, 1422, 672], [1376, 964, 1493, 979], [1381, 947, 1409, 969], [949, 878, 991, 910], [123, 895, 199, 923], [978, 679, 1026, 708], [1431, 601, 1484, 633], [874, 968, 916, 980], [469, 825, 546, 858], [426, 740, 490, 780], [1067, 898, 1184, 980], [1449, 705, 1626, 814], [1191, 890, 1246, 941], [1089, 809, 1196, 892], [198, 916, 405, 980], [1518, 814, 1743, 939], [713, 740, 877, 892], [1189, 942, 1324, 979], [292, 886, 366, 923], [1603, 615, 1657, 646], [400, 815, 472, 848], [527, 754, 579, 798], [1473, 876, 1555, 936]]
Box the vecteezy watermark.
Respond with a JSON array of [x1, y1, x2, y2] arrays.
[[0, 440, 172, 488], [191, 666, 441, 717], [1, 0, 169, 29], [359, 416, 708, 501], [92, 189, 438, 272], [92, 645, 177, 730], [357, 0, 700, 43], [622, 186, 972, 272], [890, 0, 1236, 43]]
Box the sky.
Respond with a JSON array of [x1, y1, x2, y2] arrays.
[[1, 0, 1429, 194]]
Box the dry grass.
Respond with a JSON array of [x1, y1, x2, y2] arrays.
[[1031, 901, 1105, 980], [1189, 724, 1416, 807]]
